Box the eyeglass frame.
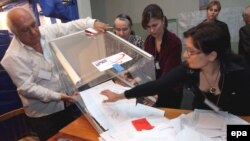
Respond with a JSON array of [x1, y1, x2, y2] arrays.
[[184, 48, 202, 57]]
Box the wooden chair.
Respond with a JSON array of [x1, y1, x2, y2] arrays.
[[0, 108, 39, 141]]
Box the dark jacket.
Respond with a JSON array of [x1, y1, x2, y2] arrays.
[[144, 28, 182, 108], [144, 28, 182, 79], [125, 59, 250, 115], [239, 24, 250, 65]]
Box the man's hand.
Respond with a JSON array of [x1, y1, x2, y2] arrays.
[[60, 92, 79, 103], [93, 20, 108, 32]]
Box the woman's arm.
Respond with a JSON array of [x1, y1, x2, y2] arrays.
[[101, 90, 126, 102], [101, 64, 187, 102]]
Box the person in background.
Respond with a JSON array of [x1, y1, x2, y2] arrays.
[[113, 14, 148, 105], [114, 14, 144, 49], [101, 23, 250, 116], [200, 0, 231, 51], [141, 4, 182, 108], [1, 7, 107, 141], [238, 5, 250, 66]]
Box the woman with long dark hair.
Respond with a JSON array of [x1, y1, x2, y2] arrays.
[[141, 4, 183, 108], [101, 23, 250, 116]]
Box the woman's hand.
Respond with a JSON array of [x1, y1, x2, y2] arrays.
[[100, 89, 126, 103]]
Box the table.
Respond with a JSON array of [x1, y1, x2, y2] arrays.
[[48, 108, 250, 141]]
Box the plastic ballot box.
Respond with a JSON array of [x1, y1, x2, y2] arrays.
[[49, 31, 156, 133]]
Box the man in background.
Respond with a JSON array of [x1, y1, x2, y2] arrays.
[[239, 5, 250, 65]]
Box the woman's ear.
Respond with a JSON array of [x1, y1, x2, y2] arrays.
[[208, 51, 218, 61]]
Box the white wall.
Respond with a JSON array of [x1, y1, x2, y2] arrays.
[[89, 0, 249, 24], [77, 0, 92, 18], [104, 0, 198, 24], [85, 0, 249, 53]]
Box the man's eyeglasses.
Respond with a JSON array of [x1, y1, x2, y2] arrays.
[[184, 48, 201, 57]]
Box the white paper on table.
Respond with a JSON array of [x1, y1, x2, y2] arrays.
[[100, 117, 141, 141], [99, 102, 165, 131], [198, 128, 226, 138], [228, 114, 249, 125], [92, 52, 132, 72], [170, 114, 191, 132], [130, 103, 165, 117], [80, 80, 135, 130], [192, 110, 228, 139], [174, 126, 214, 141], [170, 109, 249, 141], [195, 112, 227, 130], [131, 117, 176, 141], [100, 117, 175, 141], [80, 80, 165, 131]]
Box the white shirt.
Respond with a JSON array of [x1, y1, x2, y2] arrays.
[[1, 18, 96, 117]]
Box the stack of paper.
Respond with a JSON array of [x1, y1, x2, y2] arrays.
[[170, 109, 249, 141], [80, 81, 249, 141], [100, 117, 176, 141], [79, 80, 165, 131]]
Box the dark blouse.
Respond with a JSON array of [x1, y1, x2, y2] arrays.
[[125, 61, 250, 115], [144, 28, 182, 79]]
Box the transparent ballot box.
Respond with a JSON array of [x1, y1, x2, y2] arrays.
[[49, 31, 156, 133]]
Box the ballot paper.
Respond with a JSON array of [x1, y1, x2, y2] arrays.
[[170, 109, 249, 141], [100, 117, 176, 141], [80, 80, 165, 131], [100, 109, 248, 141], [174, 126, 213, 141], [92, 52, 132, 72]]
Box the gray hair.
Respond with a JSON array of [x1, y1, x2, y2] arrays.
[[6, 7, 36, 32], [243, 5, 250, 16]]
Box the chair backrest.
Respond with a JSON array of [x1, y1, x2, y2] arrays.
[[0, 108, 38, 141], [0, 29, 11, 60], [0, 30, 38, 140], [0, 108, 25, 122], [0, 29, 22, 115], [0, 66, 22, 114]]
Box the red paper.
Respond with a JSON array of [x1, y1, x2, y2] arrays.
[[131, 118, 154, 131]]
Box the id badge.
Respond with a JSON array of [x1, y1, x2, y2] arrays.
[[204, 98, 220, 113], [155, 61, 160, 70], [38, 69, 52, 80]]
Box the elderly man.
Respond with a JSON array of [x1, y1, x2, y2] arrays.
[[239, 5, 250, 65], [1, 7, 107, 140]]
